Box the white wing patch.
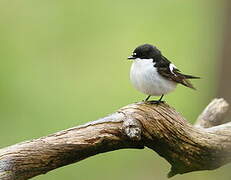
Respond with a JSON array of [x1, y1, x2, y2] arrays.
[[169, 63, 177, 75]]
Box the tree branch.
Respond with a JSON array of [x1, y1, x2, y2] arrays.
[[195, 98, 229, 128], [0, 98, 230, 180]]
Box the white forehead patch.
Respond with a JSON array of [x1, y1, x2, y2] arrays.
[[133, 52, 136, 55]]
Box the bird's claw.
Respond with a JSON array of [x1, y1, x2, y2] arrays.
[[145, 100, 165, 105]]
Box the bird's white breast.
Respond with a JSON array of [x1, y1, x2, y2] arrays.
[[130, 59, 177, 96]]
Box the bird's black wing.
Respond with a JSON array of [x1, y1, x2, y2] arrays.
[[155, 56, 200, 89]]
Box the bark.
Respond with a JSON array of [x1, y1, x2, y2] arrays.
[[0, 98, 230, 180]]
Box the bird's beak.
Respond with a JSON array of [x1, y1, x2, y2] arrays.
[[127, 55, 135, 60]]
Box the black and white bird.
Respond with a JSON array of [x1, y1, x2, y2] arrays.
[[128, 44, 200, 103]]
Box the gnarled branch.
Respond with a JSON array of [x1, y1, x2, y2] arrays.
[[0, 98, 230, 180]]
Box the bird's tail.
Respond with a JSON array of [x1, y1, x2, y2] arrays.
[[183, 74, 200, 79], [181, 74, 200, 90]]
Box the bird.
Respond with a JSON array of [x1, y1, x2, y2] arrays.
[[128, 44, 200, 104]]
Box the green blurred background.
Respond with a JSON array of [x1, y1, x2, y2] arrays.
[[0, 0, 230, 179]]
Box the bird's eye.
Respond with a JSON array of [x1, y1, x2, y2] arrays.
[[132, 52, 137, 57]]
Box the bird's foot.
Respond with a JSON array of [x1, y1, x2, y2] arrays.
[[145, 100, 165, 105], [143, 94, 165, 105]]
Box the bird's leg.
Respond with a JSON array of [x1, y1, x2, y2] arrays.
[[158, 94, 164, 102], [144, 95, 151, 101], [149, 94, 164, 104]]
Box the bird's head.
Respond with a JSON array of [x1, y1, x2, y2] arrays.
[[128, 44, 161, 60]]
